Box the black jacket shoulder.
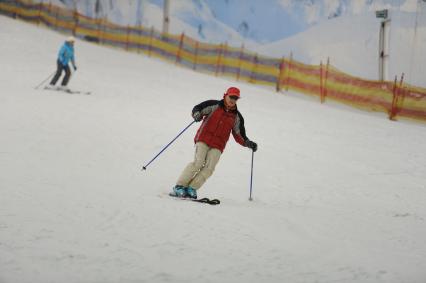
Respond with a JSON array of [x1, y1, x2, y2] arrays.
[[192, 100, 220, 113]]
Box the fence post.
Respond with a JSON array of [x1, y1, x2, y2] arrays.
[[175, 32, 185, 64], [221, 42, 228, 75], [193, 41, 199, 70], [53, 4, 59, 31], [396, 73, 405, 119], [148, 26, 154, 57], [285, 52, 293, 92], [236, 44, 244, 81], [390, 76, 398, 120], [320, 61, 324, 102], [46, 2, 52, 24], [249, 53, 258, 83], [37, 1, 43, 25], [390, 73, 405, 120], [276, 57, 285, 92], [136, 25, 142, 54], [324, 57, 330, 102], [15, 0, 23, 19], [126, 25, 130, 51], [96, 17, 102, 44], [101, 18, 106, 45], [398, 73, 407, 117], [72, 9, 79, 36], [215, 44, 223, 76]]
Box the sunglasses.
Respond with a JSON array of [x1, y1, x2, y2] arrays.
[[229, 95, 240, 100]]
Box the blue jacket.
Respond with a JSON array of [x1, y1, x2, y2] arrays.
[[58, 42, 75, 67]]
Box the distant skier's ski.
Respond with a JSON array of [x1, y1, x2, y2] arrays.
[[43, 86, 91, 95], [168, 192, 220, 205], [64, 89, 91, 95]]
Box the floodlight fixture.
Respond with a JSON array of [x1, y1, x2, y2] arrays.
[[375, 9, 388, 19]]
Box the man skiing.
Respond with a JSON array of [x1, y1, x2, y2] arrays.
[[48, 36, 77, 89], [171, 86, 258, 199]]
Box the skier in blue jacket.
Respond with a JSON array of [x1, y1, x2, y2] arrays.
[[49, 36, 77, 89]]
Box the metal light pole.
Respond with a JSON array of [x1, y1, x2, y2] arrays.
[[163, 0, 170, 34], [376, 9, 390, 81]]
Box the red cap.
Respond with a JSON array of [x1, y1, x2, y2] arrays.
[[224, 87, 240, 98]]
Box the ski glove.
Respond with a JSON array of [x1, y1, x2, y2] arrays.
[[192, 111, 203, 122], [245, 140, 258, 152], [73, 65, 77, 71]]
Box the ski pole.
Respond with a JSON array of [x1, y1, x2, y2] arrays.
[[34, 71, 56, 89], [249, 150, 255, 201], [142, 120, 196, 171]]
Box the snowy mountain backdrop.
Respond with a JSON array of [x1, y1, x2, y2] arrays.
[[33, 0, 422, 44]]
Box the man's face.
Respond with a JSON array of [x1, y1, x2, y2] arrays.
[[225, 95, 239, 108]]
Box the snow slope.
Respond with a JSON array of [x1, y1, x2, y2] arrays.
[[1, 16, 426, 283]]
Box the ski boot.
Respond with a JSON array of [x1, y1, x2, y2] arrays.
[[186, 187, 197, 199], [172, 185, 188, 198]]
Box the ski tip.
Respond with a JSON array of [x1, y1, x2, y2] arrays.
[[209, 199, 220, 205]]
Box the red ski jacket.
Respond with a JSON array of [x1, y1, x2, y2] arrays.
[[192, 100, 249, 152]]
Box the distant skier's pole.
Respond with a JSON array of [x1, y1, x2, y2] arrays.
[[34, 71, 56, 89], [142, 120, 196, 171], [249, 150, 254, 201]]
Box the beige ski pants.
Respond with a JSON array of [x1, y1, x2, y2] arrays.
[[176, 142, 222, 190]]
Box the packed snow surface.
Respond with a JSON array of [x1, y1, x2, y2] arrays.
[[1, 16, 426, 283]]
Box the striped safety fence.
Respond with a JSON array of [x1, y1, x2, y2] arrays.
[[1, 0, 425, 122]]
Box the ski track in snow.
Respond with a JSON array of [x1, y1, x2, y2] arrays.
[[1, 16, 426, 283]]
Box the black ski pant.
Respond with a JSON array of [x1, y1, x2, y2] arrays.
[[50, 60, 71, 86]]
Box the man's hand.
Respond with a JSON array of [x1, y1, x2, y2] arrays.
[[245, 140, 258, 152], [192, 111, 202, 122]]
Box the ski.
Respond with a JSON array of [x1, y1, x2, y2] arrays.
[[43, 86, 91, 95], [168, 192, 220, 205], [64, 89, 91, 95]]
